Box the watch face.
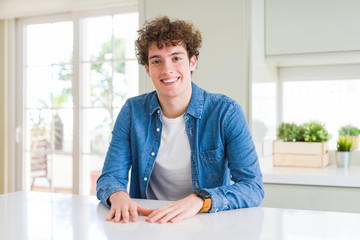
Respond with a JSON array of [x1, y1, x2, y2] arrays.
[[196, 190, 211, 199]]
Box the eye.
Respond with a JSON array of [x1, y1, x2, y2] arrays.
[[173, 56, 182, 61], [151, 60, 160, 65]]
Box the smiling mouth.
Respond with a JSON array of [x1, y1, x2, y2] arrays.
[[162, 77, 180, 84]]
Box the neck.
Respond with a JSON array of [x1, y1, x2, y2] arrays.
[[158, 90, 192, 119]]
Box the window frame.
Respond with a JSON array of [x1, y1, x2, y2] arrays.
[[278, 64, 360, 123]]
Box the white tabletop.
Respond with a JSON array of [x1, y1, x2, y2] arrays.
[[1, 191, 360, 240]]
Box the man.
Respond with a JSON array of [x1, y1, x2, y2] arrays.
[[96, 16, 264, 224]]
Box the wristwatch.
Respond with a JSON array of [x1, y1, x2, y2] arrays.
[[194, 190, 212, 213]]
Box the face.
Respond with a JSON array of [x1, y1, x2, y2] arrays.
[[145, 43, 197, 103]]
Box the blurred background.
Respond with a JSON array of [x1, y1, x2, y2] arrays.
[[1, 0, 359, 212]]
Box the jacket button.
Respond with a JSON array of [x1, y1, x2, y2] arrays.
[[157, 110, 160, 114], [144, 177, 148, 181], [156, 128, 160, 132], [151, 152, 155, 156]]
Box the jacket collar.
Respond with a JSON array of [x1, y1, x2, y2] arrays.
[[186, 82, 204, 119], [149, 82, 204, 119], [149, 92, 161, 116]]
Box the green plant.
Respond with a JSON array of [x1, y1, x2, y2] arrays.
[[302, 121, 329, 142], [337, 135, 354, 151], [338, 125, 360, 136], [89, 38, 127, 107], [277, 122, 301, 142], [297, 124, 306, 142]]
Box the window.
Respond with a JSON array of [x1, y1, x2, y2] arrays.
[[81, 13, 139, 195], [24, 21, 74, 193], [252, 64, 360, 158], [18, 10, 139, 195], [282, 79, 360, 148], [279, 64, 360, 151]]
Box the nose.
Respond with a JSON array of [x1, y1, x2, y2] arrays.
[[161, 59, 174, 75]]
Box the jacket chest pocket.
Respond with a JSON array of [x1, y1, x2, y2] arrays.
[[199, 146, 226, 183]]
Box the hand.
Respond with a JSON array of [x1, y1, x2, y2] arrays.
[[106, 191, 153, 223], [145, 193, 204, 224]]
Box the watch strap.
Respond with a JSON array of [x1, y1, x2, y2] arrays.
[[199, 197, 211, 213]]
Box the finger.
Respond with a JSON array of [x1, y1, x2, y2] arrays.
[[147, 204, 175, 219], [158, 210, 181, 224], [137, 206, 154, 216], [146, 209, 160, 222], [170, 213, 185, 223], [106, 208, 115, 221], [146, 206, 167, 219], [114, 208, 121, 223], [146, 208, 174, 223], [122, 207, 130, 223], [130, 207, 138, 222]]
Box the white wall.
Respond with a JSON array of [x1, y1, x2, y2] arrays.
[[250, 0, 278, 157], [139, 0, 251, 117]]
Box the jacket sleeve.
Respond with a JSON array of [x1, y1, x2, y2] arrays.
[[96, 101, 132, 208], [205, 103, 264, 212]]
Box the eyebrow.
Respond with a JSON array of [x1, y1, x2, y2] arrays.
[[149, 51, 186, 60]]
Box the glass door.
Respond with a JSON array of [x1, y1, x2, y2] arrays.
[[19, 10, 139, 195], [80, 12, 139, 195], [24, 21, 74, 193]]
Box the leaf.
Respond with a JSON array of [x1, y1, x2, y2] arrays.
[[337, 135, 354, 151]]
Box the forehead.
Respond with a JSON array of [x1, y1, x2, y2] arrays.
[[148, 42, 188, 57]]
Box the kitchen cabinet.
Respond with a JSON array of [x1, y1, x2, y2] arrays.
[[260, 157, 360, 213], [265, 0, 360, 58]]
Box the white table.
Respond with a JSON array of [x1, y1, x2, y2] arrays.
[[1, 191, 360, 240]]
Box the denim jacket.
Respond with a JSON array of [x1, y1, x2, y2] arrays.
[[96, 82, 264, 212]]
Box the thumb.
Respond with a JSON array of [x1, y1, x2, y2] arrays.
[[137, 205, 154, 216]]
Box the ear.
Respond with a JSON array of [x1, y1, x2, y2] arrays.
[[145, 64, 151, 77], [189, 55, 197, 71]]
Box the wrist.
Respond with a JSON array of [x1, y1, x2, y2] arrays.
[[108, 190, 127, 205], [194, 190, 212, 213]]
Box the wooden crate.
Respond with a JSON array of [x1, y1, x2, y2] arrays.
[[273, 140, 329, 168]]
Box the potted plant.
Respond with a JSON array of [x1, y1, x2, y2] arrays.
[[277, 122, 301, 142], [336, 135, 354, 168], [338, 125, 360, 150], [302, 121, 329, 143], [273, 121, 330, 168]]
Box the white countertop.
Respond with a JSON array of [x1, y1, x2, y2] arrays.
[[260, 157, 360, 187], [1, 191, 360, 240]]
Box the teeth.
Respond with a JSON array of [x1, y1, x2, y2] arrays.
[[163, 78, 178, 83]]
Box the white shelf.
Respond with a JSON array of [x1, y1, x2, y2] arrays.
[[260, 157, 360, 188]]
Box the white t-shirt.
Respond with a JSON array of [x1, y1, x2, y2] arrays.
[[146, 115, 193, 201]]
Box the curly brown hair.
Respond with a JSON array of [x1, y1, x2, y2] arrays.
[[135, 16, 202, 66]]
